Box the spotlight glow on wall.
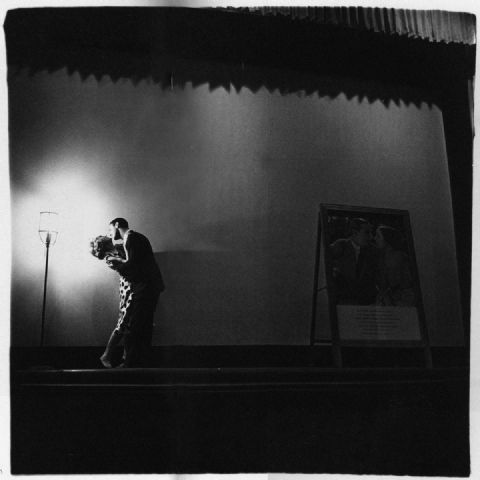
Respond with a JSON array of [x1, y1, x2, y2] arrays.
[[12, 166, 119, 287]]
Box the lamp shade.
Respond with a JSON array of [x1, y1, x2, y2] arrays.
[[38, 211, 59, 245]]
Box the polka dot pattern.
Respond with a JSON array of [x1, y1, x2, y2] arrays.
[[114, 276, 133, 333]]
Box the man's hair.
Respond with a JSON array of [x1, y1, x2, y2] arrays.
[[110, 217, 129, 229], [348, 217, 369, 236]]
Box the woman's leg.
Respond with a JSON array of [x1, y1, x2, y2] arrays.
[[106, 276, 131, 368], [100, 329, 123, 368]]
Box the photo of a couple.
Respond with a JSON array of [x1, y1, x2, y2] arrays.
[[326, 211, 416, 309]]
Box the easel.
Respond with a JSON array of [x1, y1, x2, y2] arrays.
[[311, 204, 432, 369]]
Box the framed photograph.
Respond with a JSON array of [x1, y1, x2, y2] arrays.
[[314, 204, 431, 365]]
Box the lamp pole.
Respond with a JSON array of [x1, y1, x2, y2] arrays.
[[38, 211, 58, 347], [40, 232, 51, 347]]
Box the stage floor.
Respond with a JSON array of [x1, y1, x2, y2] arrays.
[[10, 347, 470, 476], [13, 364, 468, 390]]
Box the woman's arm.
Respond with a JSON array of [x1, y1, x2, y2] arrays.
[[107, 237, 136, 274]]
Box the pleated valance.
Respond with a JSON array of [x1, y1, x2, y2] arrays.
[[230, 7, 476, 45], [4, 6, 476, 104]]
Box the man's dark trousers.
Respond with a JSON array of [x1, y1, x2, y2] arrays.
[[123, 290, 160, 367]]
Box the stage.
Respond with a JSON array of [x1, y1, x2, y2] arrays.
[[10, 346, 469, 475]]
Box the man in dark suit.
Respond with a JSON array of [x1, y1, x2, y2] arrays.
[[329, 218, 378, 305], [107, 218, 165, 367]]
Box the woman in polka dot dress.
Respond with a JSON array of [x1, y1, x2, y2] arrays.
[[90, 235, 133, 368]]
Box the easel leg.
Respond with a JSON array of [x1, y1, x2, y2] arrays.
[[424, 344, 433, 368], [332, 344, 343, 368]]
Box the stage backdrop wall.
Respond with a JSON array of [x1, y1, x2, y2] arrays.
[[9, 66, 464, 346]]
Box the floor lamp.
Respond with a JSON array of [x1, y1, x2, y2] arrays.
[[38, 211, 58, 347]]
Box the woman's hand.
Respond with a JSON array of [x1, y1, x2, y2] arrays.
[[106, 256, 123, 270]]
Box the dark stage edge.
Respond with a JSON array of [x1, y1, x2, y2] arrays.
[[12, 365, 468, 390], [10, 344, 468, 369], [10, 346, 470, 476]]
